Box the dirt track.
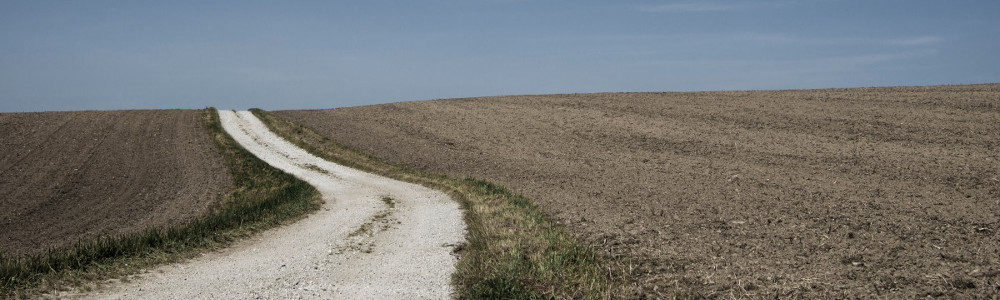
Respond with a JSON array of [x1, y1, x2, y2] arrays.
[[278, 84, 1000, 298], [0, 110, 231, 257], [73, 111, 465, 299]]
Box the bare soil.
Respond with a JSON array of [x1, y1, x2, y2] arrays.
[[277, 84, 1000, 298], [0, 110, 232, 257]]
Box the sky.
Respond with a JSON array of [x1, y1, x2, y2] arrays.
[[1, 0, 998, 112]]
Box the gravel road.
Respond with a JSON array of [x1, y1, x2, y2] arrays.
[[72, 110, 465, 299]]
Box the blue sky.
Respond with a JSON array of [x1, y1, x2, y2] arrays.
[[1, 0, 998, 112]]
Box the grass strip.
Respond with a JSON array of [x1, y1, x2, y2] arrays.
[[0, 108, 321, 298], [251, 108, 620, 299]]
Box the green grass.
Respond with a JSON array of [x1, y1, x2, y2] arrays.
[[251, 109, 621, 299], [0, 108, 321, 298]]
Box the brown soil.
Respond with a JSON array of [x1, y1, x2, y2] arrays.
[[0, 110, 232, 258], [277, 84, 1000, 298]]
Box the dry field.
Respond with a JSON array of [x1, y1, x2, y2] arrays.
[[278, 84, 1000, 298], [0, 110, 231, 257]]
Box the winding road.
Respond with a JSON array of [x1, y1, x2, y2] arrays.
[[73, 110, 466, 299]]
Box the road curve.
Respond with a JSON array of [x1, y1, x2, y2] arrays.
[[71, 110, 466, 299]]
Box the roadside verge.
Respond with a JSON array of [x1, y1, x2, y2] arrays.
[[252, 109, 622, 299]]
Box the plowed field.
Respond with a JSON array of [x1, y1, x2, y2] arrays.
[[277, 84, 1000, 298], [0, 110, 231, 257]]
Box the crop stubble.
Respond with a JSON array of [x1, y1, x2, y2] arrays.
[[278, 84, 1000, 298], [0, 110, 232, 257]]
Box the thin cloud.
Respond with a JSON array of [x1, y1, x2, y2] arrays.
[[640, 3, 741, 12], [576, 32, 945, 48], [742, 33, 945, 47], [888, 36, 944, 46], [638, 1, 813, 13], [645, 49, 939, 70]]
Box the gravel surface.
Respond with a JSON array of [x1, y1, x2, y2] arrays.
[[71, 110, 465, 299]]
